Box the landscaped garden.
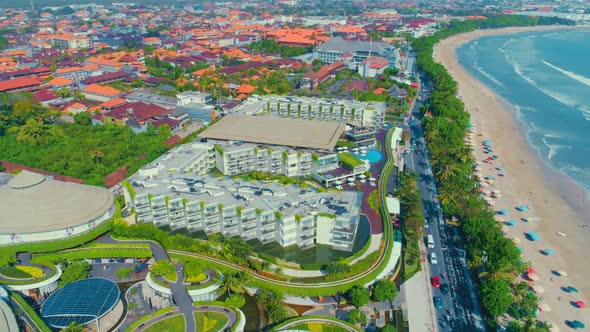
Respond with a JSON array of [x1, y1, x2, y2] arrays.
[[142, 314, 185, 332], [193, 311, 228, 332], [0, 265, 44, 279]]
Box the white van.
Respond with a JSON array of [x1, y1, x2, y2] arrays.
[[427, 234, 435, 249]]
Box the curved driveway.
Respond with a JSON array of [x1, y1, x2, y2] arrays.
[[192, 305, 237, 331], [274, 317, 358, 332]]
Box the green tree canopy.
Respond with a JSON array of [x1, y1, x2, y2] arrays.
[[59, 261, 91, 287], [348, 285, 371, 307], [372, 279, 398, 302], [481, 278, 512, 317]]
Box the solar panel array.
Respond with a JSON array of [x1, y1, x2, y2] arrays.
[[41, 278, 120, 328]]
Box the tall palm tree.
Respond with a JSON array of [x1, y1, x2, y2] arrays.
[[437, 188, 456, 205], [89, 149, 104, 164], [62, 321, 87, 332], [436, 162, 458, 182], [16, 119, 45, 145], [454, 147, 473, 164], [221, 271, 249, 296]]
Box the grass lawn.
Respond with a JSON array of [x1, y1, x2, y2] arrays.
[[338, 152, 364, 169], [284, 306, 299, 319], [193, 312, 228, 332], [185, 272, 207, 283], [0, 266, 43, 279], [290, 323, 350, 332], [142, 314, 185, 332]]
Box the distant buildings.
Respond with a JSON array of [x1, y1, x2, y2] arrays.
[[313, 37, 394, 69], [230, 95, 386, 129], [301, 61, 346, 89], [52, 34, 93, 50]]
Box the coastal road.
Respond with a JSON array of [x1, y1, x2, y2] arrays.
[[403, 75, 485, 332]]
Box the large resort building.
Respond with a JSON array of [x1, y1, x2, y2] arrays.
[[122, 100, 386, 251], [228, 95, 386, 129], [125, 142, 363, 251]]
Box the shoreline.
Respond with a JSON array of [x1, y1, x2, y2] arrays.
[[434, 25, 589, 329]]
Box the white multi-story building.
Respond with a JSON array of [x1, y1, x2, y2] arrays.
[[214, 142, 313, 177], [230, 95, 386, 128], [52, 34, 93, 50], [124, 146, 363, 251]]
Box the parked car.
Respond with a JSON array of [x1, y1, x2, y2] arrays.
[[441, 283, 450, 294], [432, 276, 440, 288], [434, 296, 444, 309]]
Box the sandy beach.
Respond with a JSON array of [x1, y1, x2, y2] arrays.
[[434, 26, 590, 329]]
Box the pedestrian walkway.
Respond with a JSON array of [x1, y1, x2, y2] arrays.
[[401, 270, 437, 332], [348, 234, 382, 265]]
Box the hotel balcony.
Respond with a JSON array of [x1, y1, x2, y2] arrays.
[[261, 227, 275, 235], [151, 204, 166, 211], [301, 233, 316, 241]]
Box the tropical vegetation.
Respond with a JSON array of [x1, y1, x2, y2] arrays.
[[412, 14, 572, 326]]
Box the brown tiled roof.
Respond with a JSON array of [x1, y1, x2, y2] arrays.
[[0, 160, 84, 184]]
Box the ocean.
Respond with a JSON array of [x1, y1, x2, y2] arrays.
[[456, 29, 590, 193]]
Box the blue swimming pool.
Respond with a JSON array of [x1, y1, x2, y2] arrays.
[[354, 149, 382, 164]]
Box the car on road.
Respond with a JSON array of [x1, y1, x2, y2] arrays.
[[434, 296, 444, 309], [432, 276, 440, 288], [441, 283, 450, 294], [430, 252, 438, 264]]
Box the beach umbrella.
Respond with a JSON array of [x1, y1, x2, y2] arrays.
[[538, 302, 552, 311], [359, 174, 367, 179], [527, 231, 539, 241], [369, 177, 376, 181], [507, 220, 516, 226], [571, 320, 585, 329], [516, 246, 523, 253], [500, 208, 509, 215], [347, 177, 355, 182], [548, 323, 560, 332], [557, 270, 568, 277], [512, 237, 521, 244], [544, 248, 554, 255], [568, 286, 579, 293], [527, 273, 539, 281], [576, 301, 586, 308], [526, 268, 536, 274], [531, 285, 545, 294]]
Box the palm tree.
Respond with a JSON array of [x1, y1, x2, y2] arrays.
[[62, 321, 87, 332], [435, 162, 458, 182], [89, 149, 104, 164], [437, 188, 456, 205], [221, 271, 249, 296], [454, 147, 473, 164], [16, 118, 45, 145]]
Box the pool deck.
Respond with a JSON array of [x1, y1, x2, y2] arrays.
[[357, 130, 387, 235]]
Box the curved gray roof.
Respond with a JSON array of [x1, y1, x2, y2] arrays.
[[0, 171, 114, 233]]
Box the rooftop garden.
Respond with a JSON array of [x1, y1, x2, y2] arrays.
[[338, 152, 364, 169]]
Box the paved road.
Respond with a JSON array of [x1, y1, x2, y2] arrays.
[[275, 317, 358, 332], [403, 75, 485, 332], [98, 235, 196, 331], [192, 305, 237, 331]]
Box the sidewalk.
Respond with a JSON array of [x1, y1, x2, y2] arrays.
[[402, 242, 437, 332]]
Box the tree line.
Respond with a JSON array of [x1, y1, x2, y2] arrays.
[[412, 15, 572, 329]]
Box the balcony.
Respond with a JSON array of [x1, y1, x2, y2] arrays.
[[186, 209, 201, 216], [243, 225, 257, 232], [151, 204, 166, 211], [205, 219, 220, 226], [301, 233, 316, 240], [261, 227, 275, 235]]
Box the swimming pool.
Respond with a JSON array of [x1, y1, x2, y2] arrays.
[[353, 149, 383, 164]]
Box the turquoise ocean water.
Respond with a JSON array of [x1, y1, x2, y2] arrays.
[[456, 29, 590, 193]]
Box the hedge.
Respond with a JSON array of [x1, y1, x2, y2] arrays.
[[11, 292, 52, 332], [31, 247, 152, 264], [270, 315, 361, 332], [0, 203, 120, 257], [124, 307, 177, 332], [0, 261, 57, 286]]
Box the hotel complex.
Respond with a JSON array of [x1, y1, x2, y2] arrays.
[[125, 143, 363, 251], [122, 102, 384, 251], [228, 95, 386, 128]]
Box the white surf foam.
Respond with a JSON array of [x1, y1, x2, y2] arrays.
[[542, 59, 590, 88], [473, 65, 505, 87]]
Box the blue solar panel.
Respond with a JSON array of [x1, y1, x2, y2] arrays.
[[41, 278, 120, 328]]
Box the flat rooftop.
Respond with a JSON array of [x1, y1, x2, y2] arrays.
[[198, 114, 345, 150]]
